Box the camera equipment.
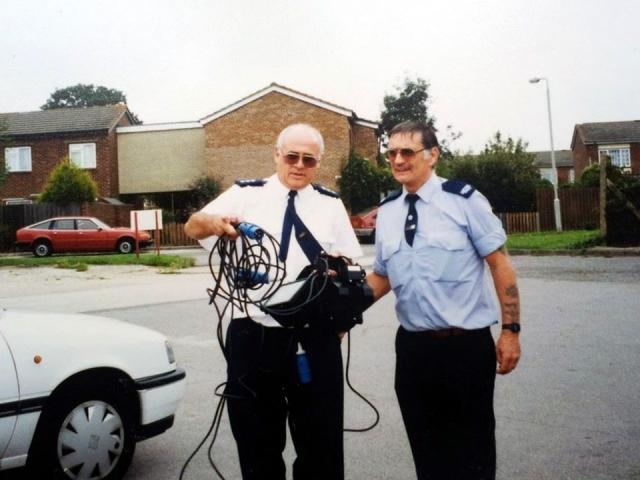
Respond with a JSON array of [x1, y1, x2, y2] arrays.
[[262, 252, 374, 331]]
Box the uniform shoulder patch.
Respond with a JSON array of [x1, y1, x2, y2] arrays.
[[235, 178, 266, 188], [442, 180, 475, 198], [379, 190, 402, 207], [312, 183, 340, 198]]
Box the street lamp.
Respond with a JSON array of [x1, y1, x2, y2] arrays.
[[529, 76, 562, 231]]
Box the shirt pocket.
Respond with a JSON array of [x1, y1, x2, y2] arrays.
[[381, 239, 408, 290], [312, 223, 337, 253], [420, 231, 470, 282]]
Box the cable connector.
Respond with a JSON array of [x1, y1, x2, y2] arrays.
[[236, 222, 264, 240]]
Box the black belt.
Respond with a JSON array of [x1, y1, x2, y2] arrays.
[[412, 326, 489, 339]]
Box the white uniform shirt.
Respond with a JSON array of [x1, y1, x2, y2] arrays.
[[199, 174, 362, 326]]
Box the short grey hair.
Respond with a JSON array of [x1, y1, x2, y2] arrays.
[[276, 123, 325, 156]]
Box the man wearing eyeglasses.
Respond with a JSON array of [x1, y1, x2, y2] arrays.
[[185, 123, 361, 480], [366, 121, 521, 480]]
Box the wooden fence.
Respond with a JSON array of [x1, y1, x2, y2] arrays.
[[498, 212, 540, 234], [496, 187, 599, 234], [151, 222, 198, 247], [537, 187, 599, 231]]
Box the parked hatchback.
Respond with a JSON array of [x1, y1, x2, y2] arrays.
[[15, 217, 152, 257], [350, 206, 378, 243], [0, 307, 185, 479]]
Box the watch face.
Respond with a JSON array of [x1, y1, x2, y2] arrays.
[[503, 323, 521, 333]]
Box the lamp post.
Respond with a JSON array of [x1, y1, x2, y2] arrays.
[[529, 77, 562, 231]]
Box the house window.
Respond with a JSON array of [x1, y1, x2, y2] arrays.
[[598, 145, 631, 168], [69, 143, 96, 169], [4, 146, 32, 172], [539, 168, 555, 183]]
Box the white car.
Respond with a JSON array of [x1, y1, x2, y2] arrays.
[[0, 308, 186, 479]]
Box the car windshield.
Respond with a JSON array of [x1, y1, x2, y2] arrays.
[[92, 218, 111, 229]]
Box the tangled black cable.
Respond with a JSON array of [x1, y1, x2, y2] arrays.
[[179, 222, 379, 480]]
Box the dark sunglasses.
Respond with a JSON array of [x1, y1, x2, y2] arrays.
[[282, 151, 318, 168], [385, 147, 426, 161]]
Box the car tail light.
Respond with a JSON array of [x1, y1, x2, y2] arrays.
[[350, 217, 361, 228]]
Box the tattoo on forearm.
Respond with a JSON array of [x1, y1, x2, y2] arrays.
[[505, 284, 519, 298], [504, 302, 520, 323]]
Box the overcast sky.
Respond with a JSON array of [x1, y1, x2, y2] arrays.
[[2, 0, 639, 153]]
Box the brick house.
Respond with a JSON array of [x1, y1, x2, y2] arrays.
[[199, 83, 380, 190], [532, 150, 575, 184], [0, 105, 134, 203], [571, 121, 640, 179]]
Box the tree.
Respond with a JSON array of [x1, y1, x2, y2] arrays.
[[338, 151, 398, 213], [379, 77, 461, 158], [440, 132, 540, 212], [380, 77, 432, 135], [187, 175, 223, 211], [41, 84, 142, 124], [39, 158, 98, 205]]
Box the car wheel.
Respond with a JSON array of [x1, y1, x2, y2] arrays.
[[28, 385, 136, 480], [117, 239, 135, 254], [33, 240, 52, 257]]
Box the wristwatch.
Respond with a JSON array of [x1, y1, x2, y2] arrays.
[[502, 323, 521, 333]]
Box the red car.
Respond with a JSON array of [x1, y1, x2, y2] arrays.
[[350, 206, 378, 244], [15, 216, 153, 257]]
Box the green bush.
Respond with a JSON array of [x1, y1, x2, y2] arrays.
[[578, 163, 623, 187], [338, 151, 399, 213], [441, 132, 540, 212], [39, 157, 98, 205], [606, 176, 640, 246]]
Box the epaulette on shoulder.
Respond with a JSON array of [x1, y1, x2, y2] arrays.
[[312, 183, 339, 198], [379, 190, 402, 207], [442, 180, 475, 198], [235, 178, 266, 188]]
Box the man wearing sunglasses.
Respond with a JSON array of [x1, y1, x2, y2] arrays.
[[184, 123, 361, 480], [366, 121, 521, 480]]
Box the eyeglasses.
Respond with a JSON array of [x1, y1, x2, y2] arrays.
[[385, 147, 426, 161], [282, 151, 319, 168]]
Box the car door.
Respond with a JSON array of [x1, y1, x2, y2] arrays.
[[50, 219, 77, 252], [0, 329, 19, 460], [76, 218, 110, 251]]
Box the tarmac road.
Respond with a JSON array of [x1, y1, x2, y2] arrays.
[[1, 251, 639, 479]]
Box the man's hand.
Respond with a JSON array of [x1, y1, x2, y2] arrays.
[[184, 212, 239, 240], [496, 331, 521, 375]]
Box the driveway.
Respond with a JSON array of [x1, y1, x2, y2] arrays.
[[1, 251, 639, 479]]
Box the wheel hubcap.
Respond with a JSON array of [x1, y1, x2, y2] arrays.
[[57, 400, 125, 479]]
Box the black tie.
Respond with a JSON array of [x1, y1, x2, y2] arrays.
[[405, 194, 419, 247], [279, 190, 322, 263]]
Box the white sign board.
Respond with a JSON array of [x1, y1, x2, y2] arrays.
[[130, 209, 163, 230]]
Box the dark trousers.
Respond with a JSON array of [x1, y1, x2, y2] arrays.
[[225, 318, 344, 480], [395, 326, 497, 480]]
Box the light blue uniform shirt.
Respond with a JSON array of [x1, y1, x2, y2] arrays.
[[373, 174, 507, 332]]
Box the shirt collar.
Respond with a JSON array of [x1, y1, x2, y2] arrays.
[[268, 173, 314, 201], [402, 173, 442, 204]]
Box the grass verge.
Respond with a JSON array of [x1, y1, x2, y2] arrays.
[[506, 230, 603, 250], [0, 253, 195, 269]]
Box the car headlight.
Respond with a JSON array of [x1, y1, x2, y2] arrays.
[[165, 341, 176, 364]]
